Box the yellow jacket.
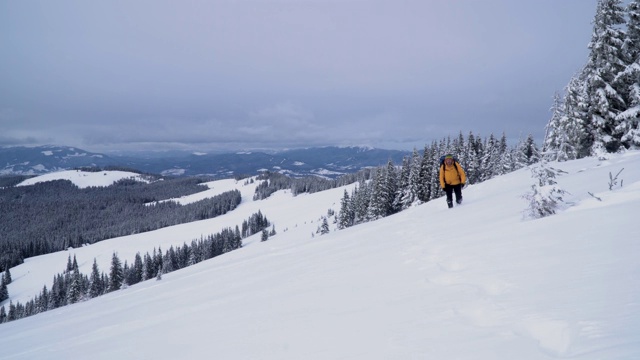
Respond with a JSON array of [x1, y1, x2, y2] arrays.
[[439, 162, 466, 188]]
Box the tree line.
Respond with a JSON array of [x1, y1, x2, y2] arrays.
[[252, 168, 375, 201], [0, 211, 271, 325], [0, 176, 241, 272], [545, 0, 640, 159]]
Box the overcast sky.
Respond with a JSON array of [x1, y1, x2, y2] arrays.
[[0, 0, 607, 153]]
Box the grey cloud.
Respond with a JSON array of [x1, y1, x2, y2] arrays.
[[0, 0, 603, 152]]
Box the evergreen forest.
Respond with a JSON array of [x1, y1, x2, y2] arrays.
[[0, 176, 241, 271]]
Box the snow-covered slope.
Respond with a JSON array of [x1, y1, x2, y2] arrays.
[[16, 169, 149, 188], [1, 152, 639, 359]]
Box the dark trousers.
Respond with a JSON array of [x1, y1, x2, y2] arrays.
[[444, 184, 463, 204]]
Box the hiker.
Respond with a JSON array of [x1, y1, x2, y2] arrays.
[[439, 154, 467, 208]]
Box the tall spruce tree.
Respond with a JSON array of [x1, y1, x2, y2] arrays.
[[108, 252, 124, 292], [562, 75, 590, 159], [89, 258, 103, 298], [0, 305, 6, 323], [338, 190, 354, 229], [67, 268, 83, 304], [368, 168, 387, 220], [516, 134, 541, 167], [618, 0, 640, 148], [2, 267, 11, 285], [584, 0, 627, 154], [0, 279, 8, 302], [407, 148, 422, 206]]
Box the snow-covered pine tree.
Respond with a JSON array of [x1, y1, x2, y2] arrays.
[[66, 255, 73, 273], [320, 217, 330, 235], [464, 132, 482, 184], [396, 155, 412, 210], [131, 252, 143, 285], [560, 75, 591, 159], [417, 144, 434, 202], [452, 132, 466, 162], [351, 180, 370, 225], [2, 267, 11, 285], [108, 252, 124, 292], [338, 190, 354, 229], [516, 134, 541, 168], [0, 279, 8, 302], [458, 132, 472, 175], [406, 148, 422, 206], [383, 159, 399, 216], [162, 252, 173, 274], [36, 285, 48, 313], [428, 141, 444, 200], [66, 268, 83, 304], [480, 134, 500, 181], [88, 258, 103, 298], [496, 133, 513, 175], [584, 0, 628, 154], [523, 161, 568, 219], [544, 92, 566, 160], [618, 0, 640, 148], [143, 253, 154, 281], [368, 167, 387, 220]]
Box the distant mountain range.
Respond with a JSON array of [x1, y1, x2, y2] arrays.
[[0, 145, 410, 178]]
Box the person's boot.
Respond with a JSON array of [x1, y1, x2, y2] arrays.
[[447, 200, 453, 208], [456, 197, 463, 205]]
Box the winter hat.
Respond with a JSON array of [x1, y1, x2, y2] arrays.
[[444, 154, 454, 159]]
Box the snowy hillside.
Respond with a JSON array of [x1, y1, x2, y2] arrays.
[[1, 152, 639, 359], [16, 169, 150, 189]]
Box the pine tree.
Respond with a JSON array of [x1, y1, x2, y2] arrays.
[[406, 148, 422, 206], [72, 255, 79, 272], [7, 301, 16, 322], [559, 75, 590, 159], [516, 134, 541, 167], [618, 0, 640, 148], [383, 159, 399, 216], [368, 162, 397, 219], [396, 155, 412, 210], [416, 144, 431, 202], [481, 134, 500, 181], [368, 168, 387, 220], [429, 142, 444, 200], [108, 252, 124, 292], [320, 217, 330, 235], [162, 252, 173, 273], [66, 255, 73, 273], [154, 247, 163, 275], [584, 0, 628, 154], [352, 181, 370, 224], [89, 258, 103, 298], [464, 132, 482, 184], [131, 252, 143, 285], [67, 268, 83, 304], [0, 279, 8, 302], [338, 190, 354, 229], [2, 267, 11, 285], [496, 133, 512, 174], [523, 161, 568, 219], [36, 286, 49, 313]]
